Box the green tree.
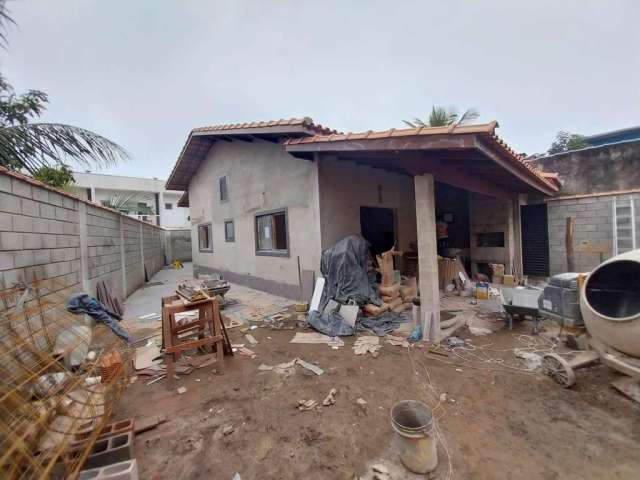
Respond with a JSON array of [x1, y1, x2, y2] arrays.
[[547, 131, 589, 155], [33, 165, 75, 189], [0, 1, 128, 176], [403, 106, 479, 128]]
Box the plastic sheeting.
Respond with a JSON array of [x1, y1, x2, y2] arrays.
[[308, 235, 409, 336]]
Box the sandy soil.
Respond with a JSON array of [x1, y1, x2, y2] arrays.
[[116, 310, 640, 480]]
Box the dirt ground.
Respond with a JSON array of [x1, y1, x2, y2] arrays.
[[116, 299, 640, 480]]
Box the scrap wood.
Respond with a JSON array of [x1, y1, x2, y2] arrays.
[[134, 415, 167, 435], [236, 347, 256, 358], [290, 332, 345, 348], [296, 358, 324, 375], [297, 399, 319, 411], [245, 333, 258, 346]]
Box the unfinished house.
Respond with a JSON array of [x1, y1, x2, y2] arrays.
[[166, 118, 558, 338]]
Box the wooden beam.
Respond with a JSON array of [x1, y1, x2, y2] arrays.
[[475, 137, 555, 195], [285, 133, 477, 154], [252, 134, 280, 143]]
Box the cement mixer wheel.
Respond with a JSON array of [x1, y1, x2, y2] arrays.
[[542, 353, 576, 388]]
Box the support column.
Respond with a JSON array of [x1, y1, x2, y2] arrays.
[[77, 202, 90, 292], [512, 195, 525, 278], [414, 174, 440, 341], [119, 217, 127, 298]]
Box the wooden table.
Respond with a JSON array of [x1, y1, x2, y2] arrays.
[[161, 294, 224, 389]]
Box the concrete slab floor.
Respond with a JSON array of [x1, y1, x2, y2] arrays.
[[120, 262, 295, 337]]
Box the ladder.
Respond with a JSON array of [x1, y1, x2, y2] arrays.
[[612, 196, 636, 255]]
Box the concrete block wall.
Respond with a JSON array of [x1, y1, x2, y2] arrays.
[[547, 195, 618, 274], [123, 217, 144, 297], [0, 175, 81, 296], [0, 169, 171, 304]]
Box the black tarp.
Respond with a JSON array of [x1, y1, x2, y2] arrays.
[[307, 235, 409, 336]]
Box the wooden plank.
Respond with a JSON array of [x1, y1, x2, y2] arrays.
[[164, 335, 223, 354]]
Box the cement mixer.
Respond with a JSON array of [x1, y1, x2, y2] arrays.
[[542, 250, 640, 399]]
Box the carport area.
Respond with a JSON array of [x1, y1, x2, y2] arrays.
[[286, 122, 558, 340]]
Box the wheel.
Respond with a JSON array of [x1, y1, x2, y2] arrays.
[[542, 353, 576, 388]]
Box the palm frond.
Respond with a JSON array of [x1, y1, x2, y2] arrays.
[[0, 123, 129, 174], [457, 108, 480, 125], [403, 120, 417, 128], [0, 0, 15, 48]]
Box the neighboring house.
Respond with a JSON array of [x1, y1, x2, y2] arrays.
[[70, 172, 189, 229], [528, 137, 640, 275], [166, 117, 557, 339], [584, 125, 640, 148]]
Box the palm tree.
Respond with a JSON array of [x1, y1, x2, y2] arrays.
[[403, 106, 480, 128], [0, 1, 128, 175]]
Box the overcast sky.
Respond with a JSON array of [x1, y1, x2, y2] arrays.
[[3, 0, 639, 179]]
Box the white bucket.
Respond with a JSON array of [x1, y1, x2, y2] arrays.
[[390, 400, 438, 474]]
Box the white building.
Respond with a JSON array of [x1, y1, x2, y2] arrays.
[[70, 171, 190, 229]]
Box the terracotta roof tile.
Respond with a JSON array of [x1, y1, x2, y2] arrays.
[[191, 117, 338, 136]]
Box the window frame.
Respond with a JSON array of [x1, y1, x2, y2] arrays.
[[254, 208, 290, 257], [198, 223, 213, 253], [219, 175, 229, 203], [224, 219, 235, 243]]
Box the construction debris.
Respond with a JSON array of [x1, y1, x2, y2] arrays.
[[245, 334, 258, 346], [354, 336, 382, 356], [296, 358, 324, 376], [297, 399, 320, 411], [177, 386, 187, 394], [356, 398, 368, 413], [222, 425, 235, 436], [386, 334, 410, 348], [290, 331, 345, 348], [322, 388, 338, 406]]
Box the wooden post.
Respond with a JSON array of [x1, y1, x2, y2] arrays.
[[566, 217, 575, 272]]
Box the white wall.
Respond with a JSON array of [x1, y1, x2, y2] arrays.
[[188, 138, 322, 297]]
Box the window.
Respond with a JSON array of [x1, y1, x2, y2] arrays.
[[219, 175, 229, 202], [255, 209, 288, 256], [198, 223, 212, 252], [225, 220, 235, 242], [165, 202, 173, 210]]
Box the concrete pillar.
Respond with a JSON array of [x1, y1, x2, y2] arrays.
[[506, 200, 515, 275], [77, 202, 90, 292], [139, 223, 146, 282], [90, 187, 96, 203], [119, 216, 127, 298], [512, 195, 525, 278], [414, 174, 440, 341]]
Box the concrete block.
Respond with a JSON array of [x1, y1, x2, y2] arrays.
[[69, 236, 80, 247], [58, 261, 71, 275], [57, 235, 71, 247], [77, 432, 134, 471], [0, 252, 14, 270], [55, 206, 67, 221], [43, 263, 58, 278], [32, 187, 49, 203], [0, 211, 12, 231], [63, 222, 77, 235], [0, 174, 10, 193], [1, 268, 24, 287], [21, 198, 39, 217], [24, 265, 46, 282], [33, 219, 49, 234], [42, 234, 57, 248], [24, 233, 43, 249], [0, 192, 22, 213], [79, 459, 138, 480], [48, 191, 63, 206], [62, 195, 76, 210], [0, 232, 23, 250], [577, 197, 599, 204], [49, 219, 63, 234], [33, 249, 51, 265], [51, 249, 65, 262], [14, 251, 35, 268], [40, 203, 56, 219], [11, 179, 32, 198], [12, 214, 34, 232]]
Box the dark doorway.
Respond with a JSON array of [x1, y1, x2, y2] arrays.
[[360, 206, 395, 255], [521, 204, 550, 276]]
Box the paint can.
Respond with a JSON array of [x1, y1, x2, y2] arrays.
[[390, 400, 438, 474]]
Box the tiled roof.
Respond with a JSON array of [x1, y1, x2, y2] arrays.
[[285, 122, 557, 191], [192, 117, 339, 136]]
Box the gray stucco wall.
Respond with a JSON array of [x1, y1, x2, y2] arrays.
[[529, 141, 640, 196], [317, 157, 417, 252], [188, 138, 322, 299], [166, 229, 192, 263], [0, 169, 169, 303]]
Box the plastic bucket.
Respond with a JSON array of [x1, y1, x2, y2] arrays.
[[390, 400, 438, 474]]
